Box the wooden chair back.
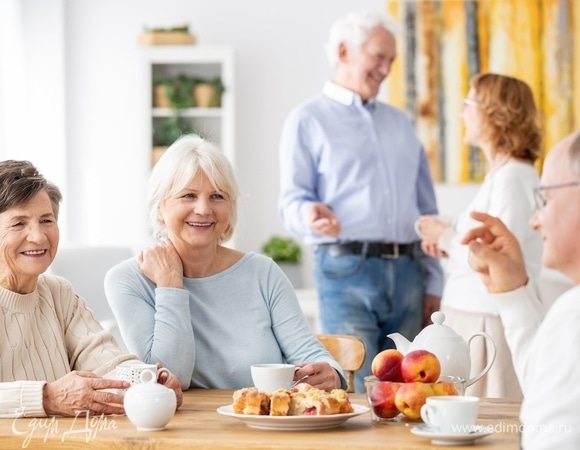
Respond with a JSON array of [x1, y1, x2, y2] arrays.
[[317, 334, 366, 393]]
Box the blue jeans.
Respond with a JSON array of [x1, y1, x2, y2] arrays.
[[314, 246, 426, 393]]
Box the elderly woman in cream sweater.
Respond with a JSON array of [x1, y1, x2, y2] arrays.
[[0, 160, 182, 418]]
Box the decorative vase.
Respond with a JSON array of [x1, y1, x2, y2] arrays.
[[153, 85, 172, 108], [193, 83, 218, 107]]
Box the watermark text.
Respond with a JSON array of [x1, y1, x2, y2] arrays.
[[11, 408, 117, 448]]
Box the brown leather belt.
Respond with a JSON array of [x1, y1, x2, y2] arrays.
[[317, 241, 420, 259]]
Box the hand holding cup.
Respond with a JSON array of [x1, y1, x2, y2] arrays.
[[251, 364, 295, 392]]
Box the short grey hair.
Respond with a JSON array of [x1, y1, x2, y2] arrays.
[[325, 10, 401, 68], [0, 160, 62, 218], [147, 134, 240, 242]]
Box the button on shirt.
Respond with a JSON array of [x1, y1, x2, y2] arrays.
[[278, 81, 443, 296]]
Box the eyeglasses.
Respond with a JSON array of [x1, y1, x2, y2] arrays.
[[533, 181, 580, 209], [462, 98, 479, 108]]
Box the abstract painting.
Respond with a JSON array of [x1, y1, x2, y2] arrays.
[[384, 0, 579, 182]]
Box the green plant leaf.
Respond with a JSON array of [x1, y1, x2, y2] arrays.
[[154, 74, 195, 110], [153, 116, 195, 147], [261, 236, 301, 263]]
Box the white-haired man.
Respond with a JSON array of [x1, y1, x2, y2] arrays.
[[278, 10, 443, 392]]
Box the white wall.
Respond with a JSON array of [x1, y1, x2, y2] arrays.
[[59, 0, 388, 258], [12, 1, 485, 289], [0, 0, 68, 234]]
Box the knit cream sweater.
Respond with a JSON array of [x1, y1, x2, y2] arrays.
[[0, 274, 137, 417]]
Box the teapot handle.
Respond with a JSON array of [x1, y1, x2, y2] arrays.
[[465, 332, 497, 387]]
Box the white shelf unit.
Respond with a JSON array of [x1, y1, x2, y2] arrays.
[[142, 45, 235, 167]]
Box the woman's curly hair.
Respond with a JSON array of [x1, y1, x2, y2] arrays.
[[470, 73, 543, 163]]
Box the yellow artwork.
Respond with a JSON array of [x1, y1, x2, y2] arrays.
[[385, 0, 579, 183]]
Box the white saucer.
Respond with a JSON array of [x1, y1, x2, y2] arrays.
[[217, 404, 369, 430], [411, 424, 494, 446]]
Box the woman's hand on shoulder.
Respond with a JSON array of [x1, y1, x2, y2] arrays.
[[138, 237, 183, 288], [294, 362, 341, 392]]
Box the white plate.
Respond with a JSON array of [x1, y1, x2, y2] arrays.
[[411, 424, 494, 446], [216, 404, 369, 430]]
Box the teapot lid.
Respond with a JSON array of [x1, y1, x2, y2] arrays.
[[416, 311, 460, 339]]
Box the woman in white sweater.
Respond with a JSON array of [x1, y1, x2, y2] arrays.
[[0, 160, 182, 418], [415, 73, 543, 398]]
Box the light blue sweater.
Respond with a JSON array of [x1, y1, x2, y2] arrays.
[[105, 252, 345, 390]]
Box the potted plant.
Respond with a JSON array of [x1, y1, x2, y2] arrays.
[[261, 236, 303, 288], [152, 74, 201, 165], [193, 76, 225, 108], [139, 24, 197, 46], [262, 236, 301, 264], [153, 74, 196, 110], [152, 116, 196, 165]]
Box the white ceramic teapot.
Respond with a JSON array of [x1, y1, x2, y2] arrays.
[[124, 369, 177, 431], [387, 311, 496, 387]]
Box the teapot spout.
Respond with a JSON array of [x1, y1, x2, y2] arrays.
[[386, 332, 411, 354]]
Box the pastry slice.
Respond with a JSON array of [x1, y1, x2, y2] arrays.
[[307, 389, 341, 415], [290, 382, 314, 394], [270, 389, 291, 416], [331, 388, 354, 414], [232, 387, 270, 415], [232, 387, 249, 414]]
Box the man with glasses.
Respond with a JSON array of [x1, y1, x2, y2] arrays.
[[462, 131, 580, 449]]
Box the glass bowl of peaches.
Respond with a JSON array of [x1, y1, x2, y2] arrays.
[[364, 349, 466, 426]]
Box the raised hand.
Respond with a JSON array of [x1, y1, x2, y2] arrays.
[[309, 203, 341, 237], [461, 211, 528, 293]]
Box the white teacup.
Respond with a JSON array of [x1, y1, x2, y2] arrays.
[[420, 395, 480, 434], [116, 363, 171, 392], [251, 363, 295, 392]]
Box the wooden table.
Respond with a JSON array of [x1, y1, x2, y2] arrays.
[[0, 390, 521, 449]]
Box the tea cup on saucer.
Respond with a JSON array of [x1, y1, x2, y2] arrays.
[[420, 395, 479, 434]]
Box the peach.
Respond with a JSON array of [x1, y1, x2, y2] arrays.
[[400, 349, 441, 383], [371, 349, 404, 382], [394, 381, 434, 420], [369, 381, 400, 419], [432, 381, 459, 396]]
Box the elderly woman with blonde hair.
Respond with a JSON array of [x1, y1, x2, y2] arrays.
[[105, 134, 346, 392]]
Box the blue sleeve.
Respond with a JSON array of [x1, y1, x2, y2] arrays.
[[278, 108, 318, 238], [415, 147, 444, 297], [266, 262, 348, 389], [104, 260, 195, 389]]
